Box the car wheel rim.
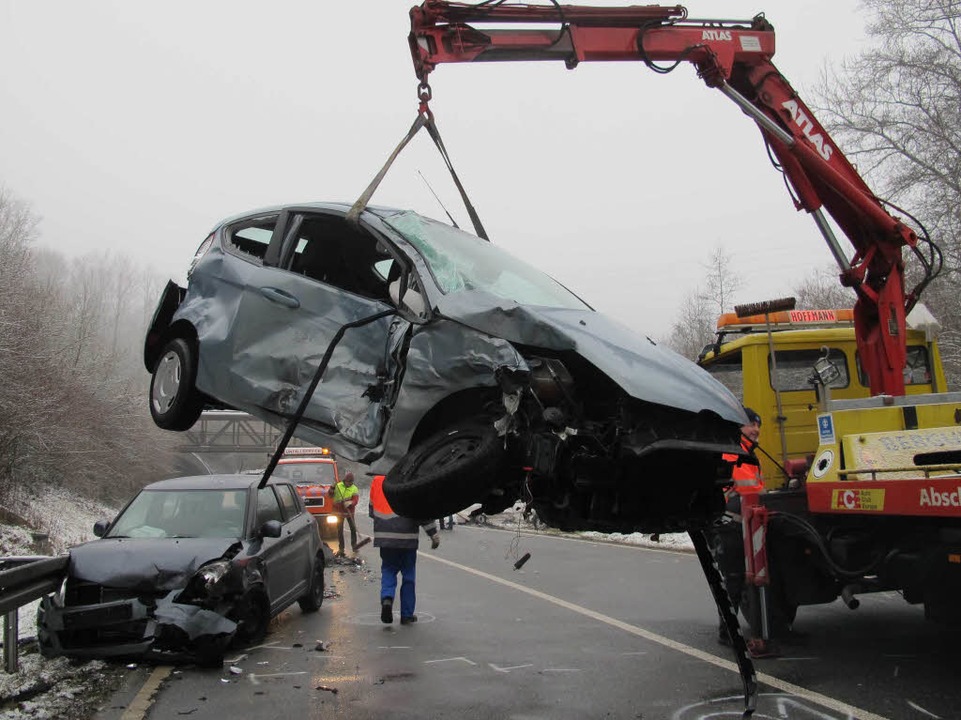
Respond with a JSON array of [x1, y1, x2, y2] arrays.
[[152, 350, 182, 414], [417, 434, 483, 474]]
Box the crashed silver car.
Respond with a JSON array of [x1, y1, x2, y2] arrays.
[[37, 475, 324, 664], [144, 203, 746, 532]]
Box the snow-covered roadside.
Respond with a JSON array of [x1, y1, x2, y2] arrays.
[[474, 503, 696, 552], [0, 486, 121, 719]]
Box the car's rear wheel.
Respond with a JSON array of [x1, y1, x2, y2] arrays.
[[298, 555, 325, 613], [230, 589, 270, 645], [150, 337, 205, 431], [384, 417, 506, 519]]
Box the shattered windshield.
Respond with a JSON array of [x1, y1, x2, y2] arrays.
[[108, 489, 248, 539], [385, 212, 590, 310]]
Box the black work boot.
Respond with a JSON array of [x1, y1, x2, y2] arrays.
[[381, 598, 393, 624]]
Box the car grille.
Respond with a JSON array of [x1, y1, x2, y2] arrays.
[[65, 580, 160, 606]]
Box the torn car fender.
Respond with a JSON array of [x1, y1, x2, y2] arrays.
[[372, 318, 528, 474]]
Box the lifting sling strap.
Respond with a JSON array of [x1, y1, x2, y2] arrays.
[[346, 92, 489, 241]]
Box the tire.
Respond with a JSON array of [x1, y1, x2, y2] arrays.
[[384, 418, 506, 519], [150, 337, 205, 431], [298, 555, 325, 613], [230, 589, 270, 645]]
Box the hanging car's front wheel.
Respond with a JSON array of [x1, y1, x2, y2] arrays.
[[384, 417, 507, 519], [150, 337, 205, 431]]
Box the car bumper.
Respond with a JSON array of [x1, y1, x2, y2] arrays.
[[38, 590, 237, 661]]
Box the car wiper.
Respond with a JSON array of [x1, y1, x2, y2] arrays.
[[168, 535, 197, 539]]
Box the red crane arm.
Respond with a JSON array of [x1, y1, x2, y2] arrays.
[[409, 1, 934, 396]]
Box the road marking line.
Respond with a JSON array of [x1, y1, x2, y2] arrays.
[[424, 657, 478, 666], [489, 662, 534, 673], [119, 665, 172, 720], [421, 552, 891, 720], [907, 700, 941, 719]]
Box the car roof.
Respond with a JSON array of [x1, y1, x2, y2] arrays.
[[142, 474, 287, 491], [214, 202, 405, 229]]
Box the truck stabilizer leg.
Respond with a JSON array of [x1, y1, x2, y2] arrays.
[[690, 528, 757, 718]]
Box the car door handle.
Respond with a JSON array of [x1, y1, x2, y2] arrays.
[[260, 287, 300, 309]]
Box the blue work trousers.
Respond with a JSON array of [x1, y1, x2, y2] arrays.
[[380, 547, 417, 619]]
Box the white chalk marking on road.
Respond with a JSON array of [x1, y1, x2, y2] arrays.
[[906, 700, 941, 719], [249, 671, 308, 680], [422, 552, 891, 720], [424, 657, 478, 666], [489, 663, 534, 673], [621, 651, 648, 656], [119, 665, 172, 720], [893, 666, 899, 678]]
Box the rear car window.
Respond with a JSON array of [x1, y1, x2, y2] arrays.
[[225, 214, 278, 262]]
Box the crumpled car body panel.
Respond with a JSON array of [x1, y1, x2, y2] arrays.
[[434, 291, 744, 422], [146, 203, 749, 532]]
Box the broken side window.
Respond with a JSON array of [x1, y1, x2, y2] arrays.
[[282, 214, 392, 302], [225, 214, 279, 263]]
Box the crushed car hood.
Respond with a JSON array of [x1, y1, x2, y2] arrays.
[[69, 538, 238, 591], [436, 291, 744, 423]]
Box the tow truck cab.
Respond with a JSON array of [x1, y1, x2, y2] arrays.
[[270, 448, 342, 539], [697, 307, 947, 489]]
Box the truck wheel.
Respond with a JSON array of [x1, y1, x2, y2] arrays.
[[384, 418, 506, 519], [150, 337, 205, 431]]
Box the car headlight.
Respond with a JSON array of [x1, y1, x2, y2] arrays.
[[196, 560, 231, 588], [325, 516, 339, 525]]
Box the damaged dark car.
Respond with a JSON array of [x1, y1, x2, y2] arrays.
[[38, 475, 324, 665], [144, 203, 747, 534]]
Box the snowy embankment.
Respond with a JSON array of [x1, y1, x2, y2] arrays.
[[0, 486, 121, 719]]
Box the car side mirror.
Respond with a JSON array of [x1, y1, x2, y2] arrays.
[[260, 519, 283, 539], [93, 520, 110, 538]]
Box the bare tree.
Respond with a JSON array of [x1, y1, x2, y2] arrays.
[[701, 246, 742, 317], [667, 246, 742, 359], [792, 266, 857, 310], [815, 0, 961, 385], [667, 288, 715, 360]]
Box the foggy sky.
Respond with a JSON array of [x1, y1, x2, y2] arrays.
[[0, 0, 868, 340]]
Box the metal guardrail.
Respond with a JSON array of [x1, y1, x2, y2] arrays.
[[0, 555, 68, 673]]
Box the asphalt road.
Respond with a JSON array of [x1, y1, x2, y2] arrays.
[[94, 518, 961, 720]]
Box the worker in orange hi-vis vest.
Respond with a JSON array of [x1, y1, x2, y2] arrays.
[[368, 475, 439, 625], [715, 407, 763, 646]]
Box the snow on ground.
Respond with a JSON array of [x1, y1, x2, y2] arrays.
[[0, 491, 692, 718], [0, 486, 121, 719]]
